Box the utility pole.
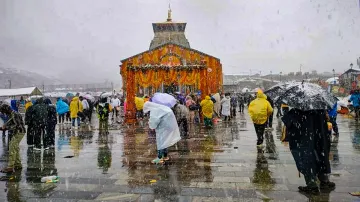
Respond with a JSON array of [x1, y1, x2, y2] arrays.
[[8, 80, 11, 89], [42, 81, 45, 93]]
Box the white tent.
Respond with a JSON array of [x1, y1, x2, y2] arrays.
[[0, 87, 42, 98]]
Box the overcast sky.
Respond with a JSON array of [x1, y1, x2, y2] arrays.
[[1, 0, 360, 84]]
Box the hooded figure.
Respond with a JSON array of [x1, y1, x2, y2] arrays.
[[221, 94, 231, 121], [44, 98, 57, 148], [248, 90, 273, 146], [282, 109, 334, 193], [25, 99, 33, 111], [69, 96, 83, 128], [213, 93, 221, 116], [144, 102, 180, 163], [56, 98, 69, 124], [200, 96, 214, 128]]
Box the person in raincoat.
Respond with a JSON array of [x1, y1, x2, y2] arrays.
[[186, 96, 197, 123], [25, 103, 35, 146], [266, 96, 275, 130], [56, 97, 69, 125], [25, 98, 33, 111], [32, 98, 48, 150], [44, 98, 57, 149], [328, 102, 339, 142], [69, 96, 83, 129], [0, 104, 26, 173], [135, 97, 145, 119], [221, 93, 231, 121], [230, 94, 238, 118], [97, 97, 112, 133], [144, 102, 181, 164], [173, 102, 189, 137], [349, 90, 360, 119], [213, 93, 221, 117], [200, 96, 214, 128], [282, 109, 335, 193], [248, 90, 273, 147]]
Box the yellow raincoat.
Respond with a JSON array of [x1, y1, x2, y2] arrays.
[[200, 96, 214, 118], [69, 97, 83, 118], [25, 101, 32, 111], [135, 97, 144, 110], [248, 90, 273, 124]]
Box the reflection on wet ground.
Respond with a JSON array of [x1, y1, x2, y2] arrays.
[[0, 111, 359, 201]]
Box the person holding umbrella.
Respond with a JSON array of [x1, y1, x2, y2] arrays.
[[277, 82, 336, 193], [144, 102, 181, 164], [248, 90, 273, 147]]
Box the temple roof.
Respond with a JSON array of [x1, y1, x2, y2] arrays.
[[121, 42, 220, 63], [149, 7, 190, 50]]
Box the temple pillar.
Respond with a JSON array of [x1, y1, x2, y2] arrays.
[[125, 63, 137, 124]]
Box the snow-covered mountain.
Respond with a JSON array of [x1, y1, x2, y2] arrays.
[[0, 66, 62, 88]]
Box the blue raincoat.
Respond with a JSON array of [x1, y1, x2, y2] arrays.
[[56, 99, 69, 115], [328, 103, 337, 117], [10, 100, 18, 112], [350, 93, 360, 107]]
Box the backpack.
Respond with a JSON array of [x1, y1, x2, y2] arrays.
[[97, 103, 110, 120]]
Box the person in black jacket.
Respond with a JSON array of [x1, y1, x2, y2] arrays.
[[266, 96, 274, 130], [44, 98, 57, 149], [282, 109, 335, 193], [25, 105, 35, 146]]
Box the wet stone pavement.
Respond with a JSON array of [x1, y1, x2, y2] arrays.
[[0, 111, 360, 202]]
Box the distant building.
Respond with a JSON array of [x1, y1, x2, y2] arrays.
[[339, 68, 360, 90]]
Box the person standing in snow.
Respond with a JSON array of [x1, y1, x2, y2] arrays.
[[173, 102, 189, 138], [79, 96, 90, 123], [282, 109, 335, 193], [44, 98, 57, 149], [200, 96, 214, 128], [32, 98, 48, 150], [0, 105, 26, 173], [110, 96, 121, 119], [221, 93, 231, 121], [328, 102, 339, 142], [69, 96, 83, 129], [25, 104, 35, 146], [56, 97, 69, 125], [144, 102, 181, 164], [248, 90, 273, 147]]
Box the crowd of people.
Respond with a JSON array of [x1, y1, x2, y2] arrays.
[[0, 88, 341, 195]]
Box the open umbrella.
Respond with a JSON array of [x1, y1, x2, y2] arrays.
[[151, 93, 177, 108], [100, 92, 112, 98], [275, 82, 338, 111], [66, 93, 74, 98], [84, 94, 95, 102], [264, 82, 295, 101]]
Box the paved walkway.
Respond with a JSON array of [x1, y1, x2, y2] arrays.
[[0, 111, 359, 201]]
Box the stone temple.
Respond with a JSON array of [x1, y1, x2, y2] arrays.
[[149, 7, 190, 50]]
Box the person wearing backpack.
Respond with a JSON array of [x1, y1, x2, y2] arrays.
[[97, 97, 112, 133], [69, 96, 83, 129]]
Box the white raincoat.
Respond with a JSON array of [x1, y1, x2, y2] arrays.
[[144, 102, 181, 150], [221, 96, 231, 116], [213, 93, 221, 115]]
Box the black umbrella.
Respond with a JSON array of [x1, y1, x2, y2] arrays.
[[275, 82, 338, 111], [264, 82, 295, 101]]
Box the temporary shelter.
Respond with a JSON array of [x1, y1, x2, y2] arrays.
[[0, 87, 42, 98]]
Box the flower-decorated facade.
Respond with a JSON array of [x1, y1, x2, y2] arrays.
[[120, 9, 222, 123]]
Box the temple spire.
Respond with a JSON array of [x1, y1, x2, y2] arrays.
[[167, 3, 172, 22]]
